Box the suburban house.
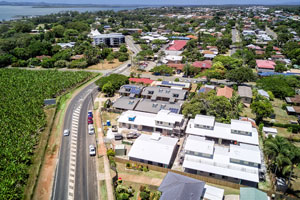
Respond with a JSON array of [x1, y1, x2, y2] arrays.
[[198, 85, 215, 94], [158, 172, 224, 200], [286, 106, 300, 115], [217, 86, 234, 99], [167, 40, 187, 51], [128, 133, 178, 168], [192, 60, 213, 71], [263, 127, 278, 138], [163, 55, 183, 64], [112, 96, 141, 111], [238, 86, 253, 104], [129, 78, 154, 85], [90, 29, 125, 46], [118, 110, 187, 136], [118, 85, 144, 97], [182, 135, 262, 186], [185, 114, 259, 146], [154, 81, 191, 91], [141, 86, 188, 102], [167, 63, 185, 74], [240, 187, 268, 200], [134, 99, 183, 114], [256, 60, 276, 72], [258, 89, 270, 99], [286, 95, 300, 106]]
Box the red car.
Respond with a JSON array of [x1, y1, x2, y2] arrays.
[[88, 116, 93, 120], [88, 119, 93, 124]]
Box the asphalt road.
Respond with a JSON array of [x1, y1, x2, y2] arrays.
[[51, 82, 98, 200], [74, 86, 98, 200], [51, 36, 141, 200]]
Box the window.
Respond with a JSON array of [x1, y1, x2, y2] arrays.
[[173, 93, 179, 97]]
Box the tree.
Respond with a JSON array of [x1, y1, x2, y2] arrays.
[[52, 25, 65, 38], [275, 63, 287, 73], [250, 99, 274, 123], [150, 65, 173, 76], [96, 74, 129, 92], [41, 58, 55, 68], [213, 55, 242, 70], [0, 54, 13, 68], [54, 60, 69, 68], [106, 54, 115, 63], [118, 53, 129, 62], [182, 90, 241, 123], [226, 67, 255, 84], [257, 76, 297, 99], [102, 81, 115, 96], [119, 44, 128, 53], [204, 61, 227, 80]]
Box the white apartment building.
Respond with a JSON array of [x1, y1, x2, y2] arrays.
[[183, 135, 261, 186], [186, 114, 259, 146], [89, 29, 125, 46], [117, 110, 187, 136]]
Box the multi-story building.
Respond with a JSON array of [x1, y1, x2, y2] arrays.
[[141, 86, 187, 102], [186, 114, 259, 146], [183, 135, 261, 186], [117, 110, 187, 136], [90, 31, 125, 46]]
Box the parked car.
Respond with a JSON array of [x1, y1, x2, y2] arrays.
[[88, 124, 94, 135], [63, 129, 70, 136], [126, 132, 141, 139], [88, 110, 93, 117], [112, 125, 118, 132], [89, 145, 96, 156], [114, 134, 123, 140], [127, 64, 131, 67], [88, 119, 93, 124]]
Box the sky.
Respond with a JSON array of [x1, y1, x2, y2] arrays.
[[2, 0, 297, 5]]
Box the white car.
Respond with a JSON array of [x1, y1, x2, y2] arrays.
[[88, 124, 94, 135], [63, 129, 70, 136], [89, 145, 96, 156]]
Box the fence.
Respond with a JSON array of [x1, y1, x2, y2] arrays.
[[114, 157, 241, 189]]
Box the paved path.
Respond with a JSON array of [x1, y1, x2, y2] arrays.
[[94, 97, 114, 200], [118, 173, 163, 186]]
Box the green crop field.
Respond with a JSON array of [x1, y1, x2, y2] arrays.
[[0, 69, 93, 199]]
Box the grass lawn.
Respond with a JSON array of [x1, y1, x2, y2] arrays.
[[121, 181, 159, 200], [101, 111, 120, 126], [116, 162, 166, 179], [88, 59, 123, 70], [98, 156, 105, 173], [290, 166, 300, 198], [99, 180, 108, 200], [267, 99, 298, 124]]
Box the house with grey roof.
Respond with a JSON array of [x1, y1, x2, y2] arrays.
[[158, 172, 224, 200], [112, 96, 141, 111], [134, 99, 182, 114], [141, 86, 187, 102], [118, 85, 144, 97], [238, 86, 253, 104], [258, 89, 269, 99]]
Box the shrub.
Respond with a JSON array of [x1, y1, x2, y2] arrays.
[[281, 103, 287, 110], [107, 149, 116, 157], [174, 78, 179, 82], [143, 166, 149, 172], [126, 162, 131, 168], [287, 127, 293, 132]]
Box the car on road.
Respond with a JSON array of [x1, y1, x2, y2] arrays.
[[89, 145, 96, 156], [127, 64, 131, 67], [88, 124, 94, 135], [63, 129, 70, 136], [88, 119, 93, 124], [88, 110, 93, 117], [88, 115, 93, 120]]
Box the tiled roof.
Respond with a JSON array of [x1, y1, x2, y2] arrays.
[[217, 86, 233, 98], [129, 78, 154, 85], [168, 40, 187, 51], [192, 60, 212, 69], [256, 60, 276, 69]]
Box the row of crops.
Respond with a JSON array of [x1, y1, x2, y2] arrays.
[[0, 69, 93, 199]]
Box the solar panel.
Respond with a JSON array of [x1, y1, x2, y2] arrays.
[[169, 108, 179, 113]]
